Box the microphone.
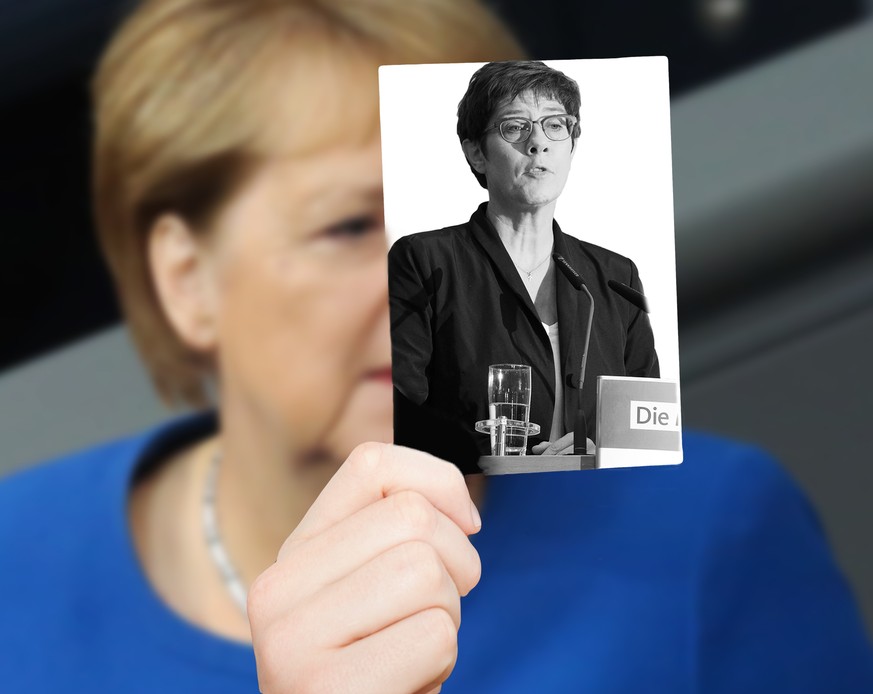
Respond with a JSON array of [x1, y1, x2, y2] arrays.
[[553, 252, 584, 290], [608, 279, 649, 313], [552, 253, 594, 455]]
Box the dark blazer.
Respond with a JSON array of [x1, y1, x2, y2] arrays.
[[389, 202, 659, 457]]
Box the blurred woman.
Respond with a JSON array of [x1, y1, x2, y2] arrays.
[[1, 0, 872, 693], [0, 0, 520, 691]]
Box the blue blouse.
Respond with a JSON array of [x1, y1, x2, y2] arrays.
[[1, 414, 871, 692]]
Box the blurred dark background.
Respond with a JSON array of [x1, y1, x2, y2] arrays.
[[0, 0, 866, 369], [1, 0, 872, 633], [0, 0, 865, 369]]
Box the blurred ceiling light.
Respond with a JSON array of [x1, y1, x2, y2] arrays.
[[697, 0, 749, 39]]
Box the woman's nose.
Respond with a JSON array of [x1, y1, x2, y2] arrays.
[[526, 122, 549, 154]]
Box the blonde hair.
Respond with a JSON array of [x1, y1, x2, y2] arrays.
[[92, 0, 523, 407]]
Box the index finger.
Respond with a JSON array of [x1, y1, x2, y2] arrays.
[[281, 443, 480, 555]]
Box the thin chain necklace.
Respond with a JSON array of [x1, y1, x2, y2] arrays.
[[511, 248, 552, 281], [202, 451, 248, 615]]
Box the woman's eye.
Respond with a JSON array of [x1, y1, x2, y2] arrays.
[[324, 215, 381, 239]]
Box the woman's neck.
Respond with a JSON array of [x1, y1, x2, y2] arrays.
[[215, 401, 340, 584], [129, 435, 255, 642], [130, 408, 489, 644], [486, 201, 555, 261], [128, 405, 339, 644]]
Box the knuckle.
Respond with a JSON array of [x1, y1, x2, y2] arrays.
[[253, 624, 293, 692], [252, 613, 333, 694], [394, 540, 444, 591], [347, 441, 386, 478], [246, 566, 277, 625], [391, 490, 438, 535], [464, 546, 483, 594], [445, 585, 461, 623], [296, 660, 333, 694], [445, 463, 469, 497], [419, 607, 458, 657]]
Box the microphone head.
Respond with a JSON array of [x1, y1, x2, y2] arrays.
[[552, 253, 584, 291], [607, 279, 650, 313]]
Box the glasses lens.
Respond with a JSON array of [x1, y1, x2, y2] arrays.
[[499, 119, 532, 143], [542, 116, 571, 141]]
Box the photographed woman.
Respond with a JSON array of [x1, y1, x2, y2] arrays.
[[389, 61, 659, 457], [1, 0, 872, 693]]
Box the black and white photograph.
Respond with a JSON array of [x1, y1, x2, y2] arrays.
[[381, 58, 682, 472]]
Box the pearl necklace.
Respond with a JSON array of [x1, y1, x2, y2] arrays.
[[202, 451, 249, 615]]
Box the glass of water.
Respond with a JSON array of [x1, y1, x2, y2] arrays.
[[488, 364, 532, 455]]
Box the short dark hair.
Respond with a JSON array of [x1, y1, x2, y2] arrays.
[[457, 60, 581, 189]]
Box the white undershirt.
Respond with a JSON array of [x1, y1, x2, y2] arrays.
[[542, 321, 564, 442]]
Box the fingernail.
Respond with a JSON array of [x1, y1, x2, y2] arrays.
[[470, 500, 482, 531]]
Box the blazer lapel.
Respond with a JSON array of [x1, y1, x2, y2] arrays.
[[468, 204, 547, 344]]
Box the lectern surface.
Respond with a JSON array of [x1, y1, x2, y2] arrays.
[[478, 455, 596, 475]]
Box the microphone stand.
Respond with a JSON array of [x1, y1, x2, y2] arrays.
[[573, 283, 594, 454], [552, 253, 595, 455]]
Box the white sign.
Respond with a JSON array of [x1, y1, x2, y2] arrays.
[[629, 400, 681, 432]]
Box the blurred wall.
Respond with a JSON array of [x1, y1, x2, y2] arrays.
[[675, 21, 873, 634]]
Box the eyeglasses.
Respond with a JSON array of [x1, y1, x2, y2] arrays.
[[483, 114, 578, 144]]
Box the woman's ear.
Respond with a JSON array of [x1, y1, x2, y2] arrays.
[[148, 213, 219, 353], [461, 138, 487, 174]]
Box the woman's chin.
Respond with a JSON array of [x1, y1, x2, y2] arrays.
[[334, 379, 395, 451]]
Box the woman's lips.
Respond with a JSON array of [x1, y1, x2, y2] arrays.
[[366, 367, 394, 384], [524, 166, 551, 178]]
